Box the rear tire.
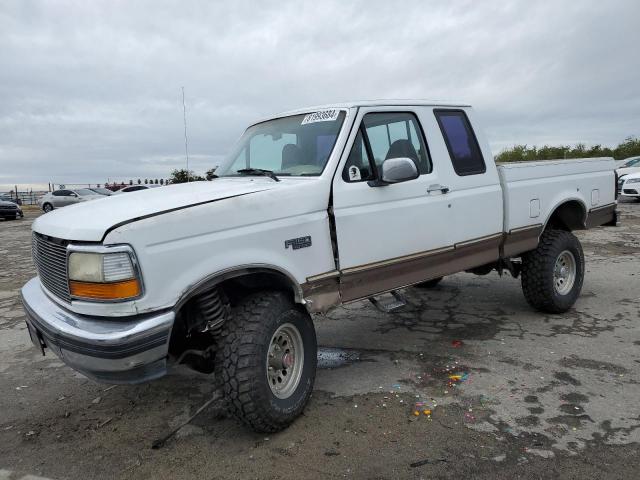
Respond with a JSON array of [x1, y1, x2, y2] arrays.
[[521, 229, 584, 313], [218, 291, 317, 433], [415, 277, 443, 289]]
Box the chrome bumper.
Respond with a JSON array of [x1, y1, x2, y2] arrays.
[[21, 277, 175, 384]]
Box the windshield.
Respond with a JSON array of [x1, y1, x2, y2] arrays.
[[75, 189, 96, 196], [216, 110, 346, 177], [622, 157, 640, 167]]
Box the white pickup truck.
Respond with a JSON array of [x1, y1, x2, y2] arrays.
[[21, 100, 617, 432]]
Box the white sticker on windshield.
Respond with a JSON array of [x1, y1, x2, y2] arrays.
[[301, 109, 340, 125]]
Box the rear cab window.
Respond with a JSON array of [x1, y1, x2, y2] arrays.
[[434, 109, 485, 176]]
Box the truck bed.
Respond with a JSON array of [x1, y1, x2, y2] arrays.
[[497, 157, 616, 234]]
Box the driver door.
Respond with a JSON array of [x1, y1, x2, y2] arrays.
[[331, 107, 453, 302]]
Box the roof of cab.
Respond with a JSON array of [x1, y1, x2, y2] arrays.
[[248, 100, 471, 125]]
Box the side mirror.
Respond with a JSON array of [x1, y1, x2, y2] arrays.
[[374, 157, 419, 185]]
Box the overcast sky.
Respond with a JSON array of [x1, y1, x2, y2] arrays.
[[1, 0, 639, 188]]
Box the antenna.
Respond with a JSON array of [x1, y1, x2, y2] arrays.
[[181, 86, 190, 182]]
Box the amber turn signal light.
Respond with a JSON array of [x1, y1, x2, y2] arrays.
[[69, 279, 141, 300]]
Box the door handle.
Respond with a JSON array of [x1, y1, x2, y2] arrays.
[[427, 184, 450, 194]]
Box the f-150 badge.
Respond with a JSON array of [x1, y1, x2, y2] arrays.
[[285, 236, 312, 250]]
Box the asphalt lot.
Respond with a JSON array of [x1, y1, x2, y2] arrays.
[[0, 203, 639, 480]]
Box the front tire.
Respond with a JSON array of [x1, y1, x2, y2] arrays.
[[219, 291, 317, 432], [43, 203, 53, 213], [521, 229, 584, 313]]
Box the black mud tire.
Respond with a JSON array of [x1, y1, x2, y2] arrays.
[[43, 203, 53, 213], [521, 229, 584, 314], [415, 277, 443, 289], [218, 291, 317, 433]]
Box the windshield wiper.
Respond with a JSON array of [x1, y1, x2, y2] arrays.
[[236, 168, 280, 182]]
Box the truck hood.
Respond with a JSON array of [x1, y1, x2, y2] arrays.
[[33, 179, 279, 241]]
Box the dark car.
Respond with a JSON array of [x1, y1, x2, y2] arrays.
[[0, 194, 22, 206], [0, 199, 24, 220]]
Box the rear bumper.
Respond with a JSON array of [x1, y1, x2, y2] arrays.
[[21, 277, 174, 384]]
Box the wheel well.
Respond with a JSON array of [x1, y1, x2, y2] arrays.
[[169, 269, 302, 368], [545, 200, 586, 232], [217, 270, 299, 304]]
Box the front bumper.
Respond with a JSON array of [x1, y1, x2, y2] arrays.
[[21, 277, 175, 384]]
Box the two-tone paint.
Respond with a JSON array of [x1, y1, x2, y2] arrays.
[[22, 101, 617, 383]]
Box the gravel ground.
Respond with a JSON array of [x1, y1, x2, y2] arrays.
[[0, 202, 639, 479]]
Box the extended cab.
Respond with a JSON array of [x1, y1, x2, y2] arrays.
[[21, 101, 617, 432]]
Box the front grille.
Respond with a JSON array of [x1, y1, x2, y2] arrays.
[[0, 205, 18, 212], [32, 233, 71, 302]]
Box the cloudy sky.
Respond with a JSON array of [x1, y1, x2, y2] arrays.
[[1, 0, 638, 188]]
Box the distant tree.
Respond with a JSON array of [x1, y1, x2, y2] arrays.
[[137, 178, 141, 185], [498, 136, 640, 163], [205, 168, 218, 180], [169, 169, 204, 184], [129, 179, 133, 185], [160, 179, 164, 185], [143, 179, 148, 184], [154, 178, 159, 184], [614, 137, 640, 160]]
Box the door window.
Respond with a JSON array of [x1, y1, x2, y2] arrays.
[[53, 190, 70, 196], [342, 112, 431, 182], [342, 129, 375, 182], [434, 109, 485, 176]]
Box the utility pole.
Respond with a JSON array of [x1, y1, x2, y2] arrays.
[[182, 87, 190, 182]]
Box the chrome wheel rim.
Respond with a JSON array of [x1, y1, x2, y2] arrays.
[[554, 250, 576, 295], [44, 205, 52, 212], [266, 323, 304, 399]]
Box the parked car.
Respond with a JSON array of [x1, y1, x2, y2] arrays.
[[616, 157, 640, 193], [89, 187, 114, 196], [113, 185, 159, 194], [616, 156, 640, 178], [0, 193, 22, 206], [22, 101, 617, 433], [38, 188, 104, 213], [0, 198, 23, 220], [619, 171, 640, 201]]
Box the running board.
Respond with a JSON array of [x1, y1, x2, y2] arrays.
[[369, 290, 407, 313]]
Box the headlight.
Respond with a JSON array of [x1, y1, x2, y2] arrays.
[[68, 249, 142, 301], [625, 178, 640, 184]]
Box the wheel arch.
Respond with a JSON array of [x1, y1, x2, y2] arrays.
[[174, 264, 305, 311], [543, 198, 588, 232]]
